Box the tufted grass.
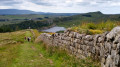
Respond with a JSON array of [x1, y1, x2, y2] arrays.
[[70, 20, 120, 34], [0, 30, 26, 67], [37, 41, 100, 67]]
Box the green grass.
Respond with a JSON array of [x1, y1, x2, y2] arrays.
[[0, 30, 26, 67], [0, 15, 46, 20], [0, 14, 53, 27], [70, 21, 120, 34], [36, 42, 100, 67], [56, 12, 120, 28], [0, 30, 100, 67], [0, 31, 52, 67]]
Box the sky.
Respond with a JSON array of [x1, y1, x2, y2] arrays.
[[0, 0, 120, 14]]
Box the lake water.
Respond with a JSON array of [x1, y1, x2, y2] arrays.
[[42, 26, 66, 32]]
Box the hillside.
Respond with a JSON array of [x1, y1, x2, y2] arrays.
[[0, 9, 39, 15], [0, 30, 100, 67], [1, 11, 120, 33], [0, 14, 50, 26], [0, 20, 53, 32], [55, 11, 120, 27], [0, 9, 79, 26]]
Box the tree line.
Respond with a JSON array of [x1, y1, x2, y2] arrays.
[[0, 20, 52, 33]]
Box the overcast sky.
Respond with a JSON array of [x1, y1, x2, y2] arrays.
[[0, 0, 120, 14]]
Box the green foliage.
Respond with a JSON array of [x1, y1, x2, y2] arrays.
[[0, 20, 53, 33], [97, 20, 117, 31], [55, 12, 120, 28], [71, 21, 120, 34], [0, 14, 49, 27], [56, 30, 64, 33]]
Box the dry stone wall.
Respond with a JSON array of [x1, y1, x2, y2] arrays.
[[38, 27, 120, 67]]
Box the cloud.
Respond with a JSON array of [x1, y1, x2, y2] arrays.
[[0, 5, 12, 9], [0, 0, 120, 14]]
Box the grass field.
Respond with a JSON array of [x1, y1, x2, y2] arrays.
[[0, 14, 53, 26], [0, 14, 46, 20], [0, 30, 100, 67]]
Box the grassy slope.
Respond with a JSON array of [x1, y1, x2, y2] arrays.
[[11, 31, 52, 67], [56, 12, 120, 28], [0, 30, 100, 67], [0, 14, 50, 26], [0, 31, 52, 67], [0, 15, 45, 20]]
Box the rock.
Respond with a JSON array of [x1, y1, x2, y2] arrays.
[[114, 54, 119, 66], [86, 46, 90, 51], [77, 44, 81, 49], [64, 29, 69, 33], [76, 34, 83, 39], [69, 32, 74, 38], [74, 39, 80, 43], [98, 36, 103, 43], [75, 43, 79, 49], [87, 53, 91, 57], [100, 44, 105, 57], [92, 47, 95, 54], [70, 46, 73, 50], [117, 43, 120, 51], [84, 40, 89, 45], [73, 32, 77, 38], [81, 45, 86, 51], [105, 42, 112, 53], [101, 63, 105, 67], [113, 35, 120, 44], [66, 37, 71, 41], [112, 44, 117, 50], [88, 41, 94, 46], [78, 49, 82, 54], [101, 58, 105, 64], [94, 34, 100, 46], [111, 50, 117, 59], [106, 26, 120, 41], [85, 35, 93, 41], [105, 55, 113, 67]]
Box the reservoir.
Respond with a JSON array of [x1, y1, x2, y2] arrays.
[[42, 26, 66, 33]]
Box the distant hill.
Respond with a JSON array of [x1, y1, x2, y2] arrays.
[[0, 9, 80, 16], [55, 11, 120, 27], [0, 9, 46, 15]]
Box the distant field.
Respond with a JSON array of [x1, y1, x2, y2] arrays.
[[0, 14, 46, 19], [0, 14, 54, 26]]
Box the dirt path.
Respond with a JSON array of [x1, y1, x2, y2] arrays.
[[10, 31, 53, 67]]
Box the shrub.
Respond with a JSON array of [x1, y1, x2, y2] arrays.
[[56, 31, 64, 33], [89, 29, 103, 34], [87, 23, 97, 29], [70, 21, 120, 35]]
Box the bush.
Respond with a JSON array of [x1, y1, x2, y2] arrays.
[[70, 21, 120, 35], [56, 31, 64, 33], [87, 23, 96, 29], [89, 29, 103, 34]]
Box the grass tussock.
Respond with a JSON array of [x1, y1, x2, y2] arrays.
[[70, 20, 120, 34], [32, 29, 43, 38], [37, 41, 100, 67], [0, 30, 26, 45]]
